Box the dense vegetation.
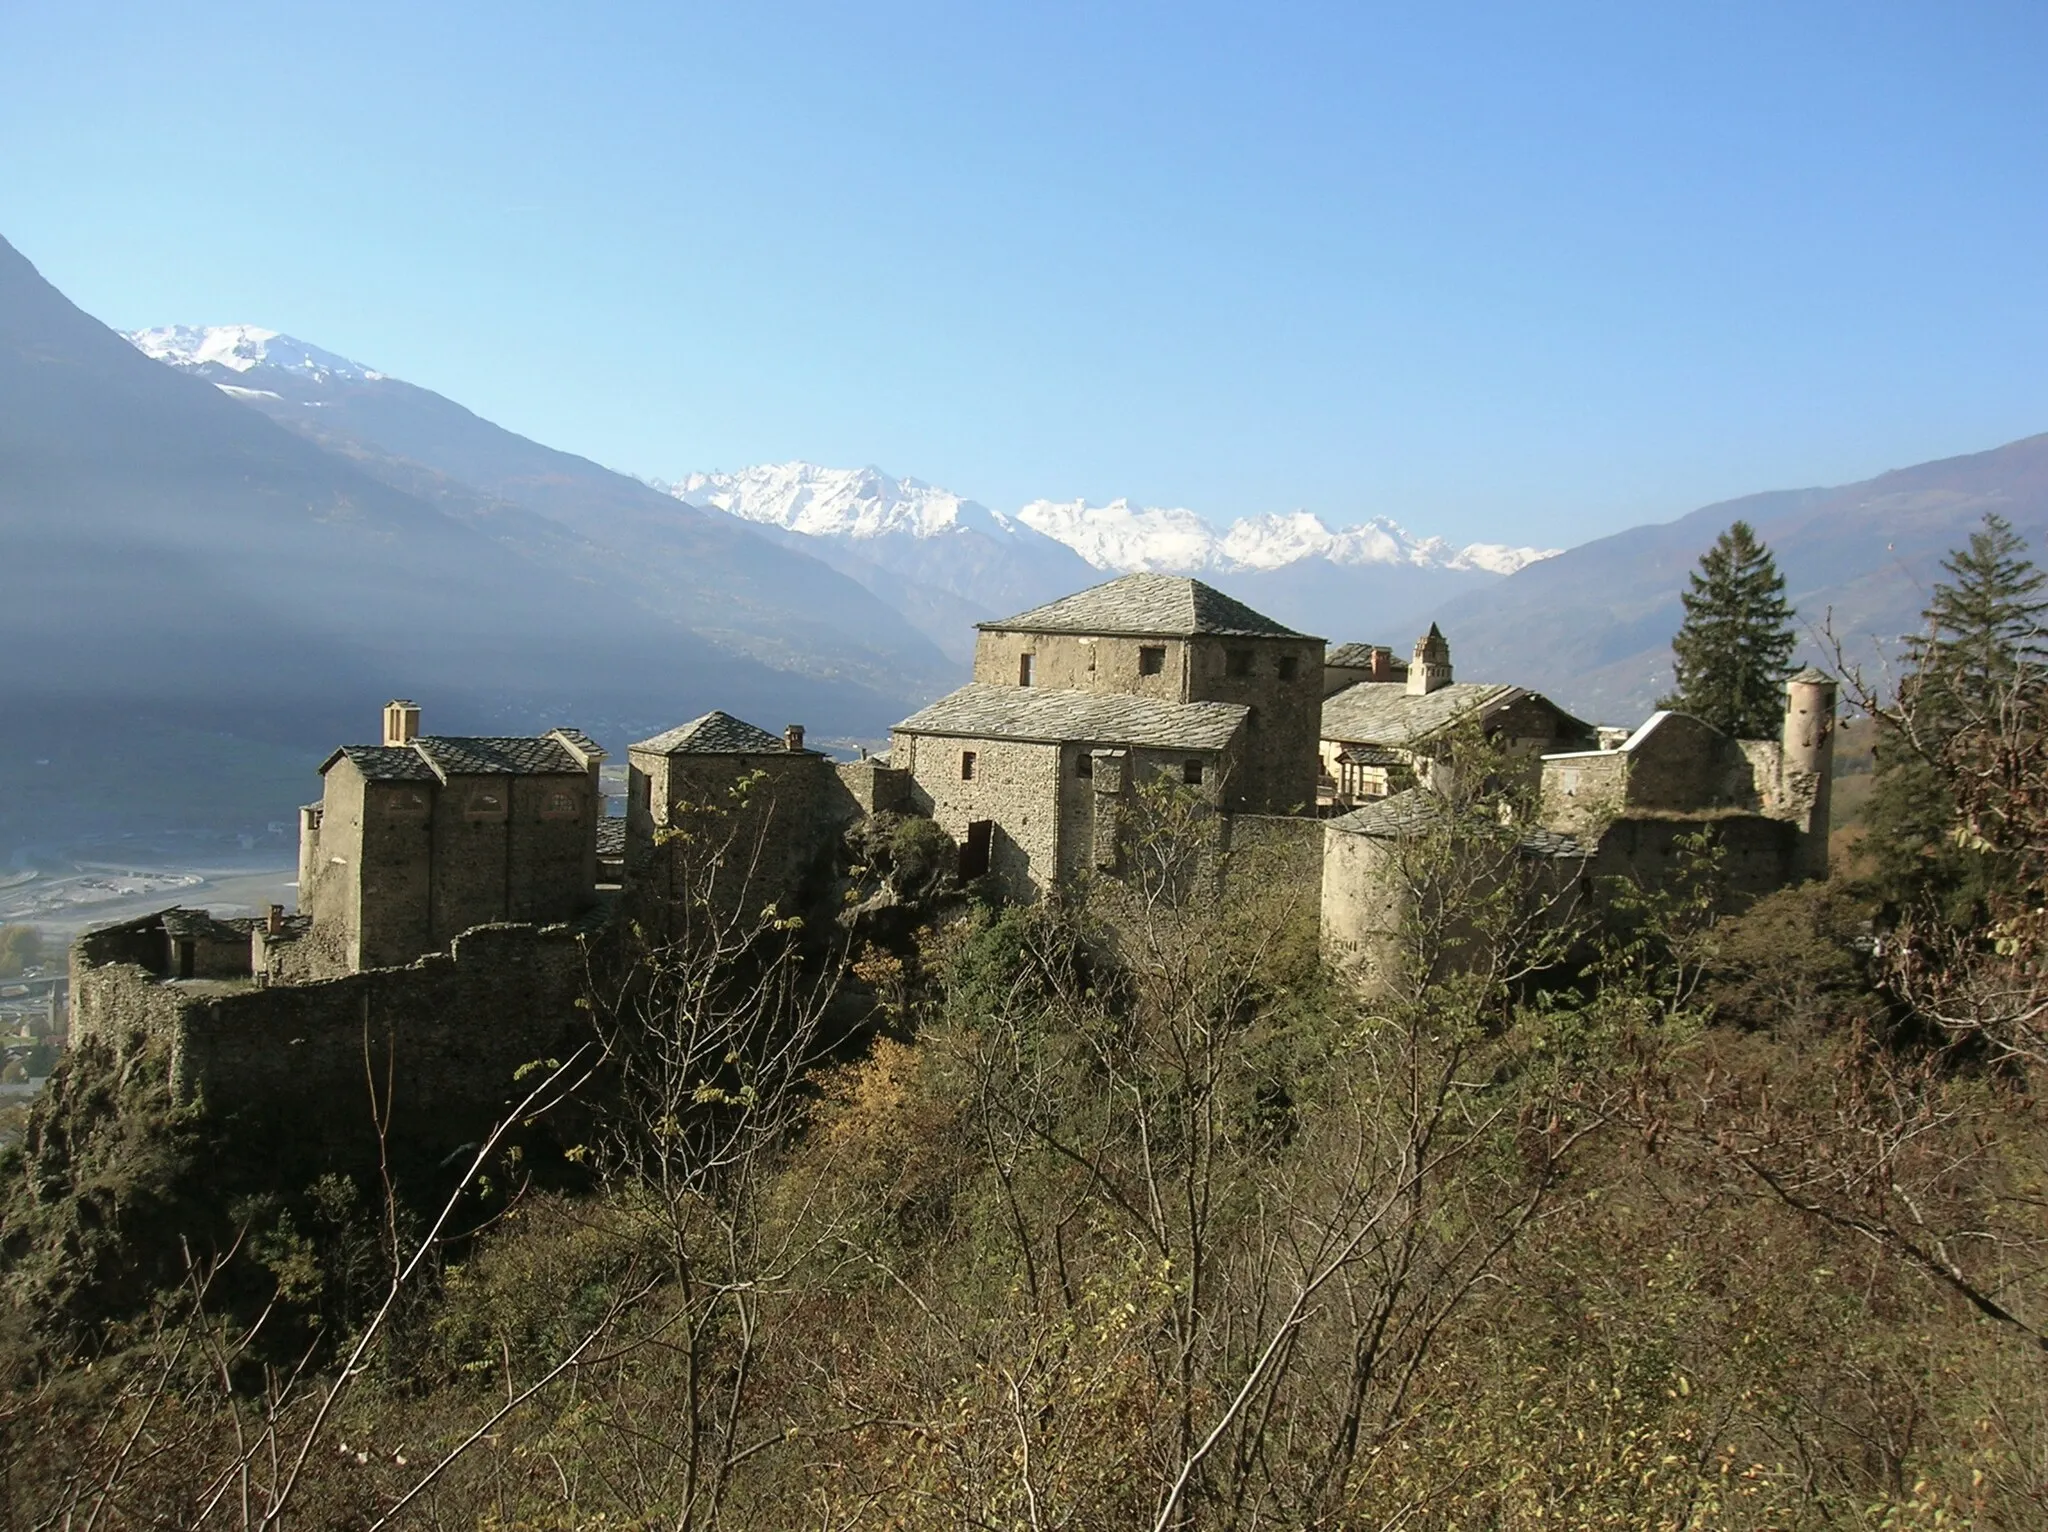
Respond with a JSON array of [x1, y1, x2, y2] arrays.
[[1, 523, 2043, 1528]]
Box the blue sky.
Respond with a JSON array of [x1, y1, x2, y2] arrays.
[[5, 2, 2046, 547]]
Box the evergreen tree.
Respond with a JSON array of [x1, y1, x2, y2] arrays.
[[1660, 520, 1798, 737], [1864, 513, 2046, 925]]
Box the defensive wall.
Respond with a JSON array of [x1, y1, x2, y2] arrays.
[[71, 914, 598, 1155]]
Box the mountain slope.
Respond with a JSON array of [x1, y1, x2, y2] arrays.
[[128, 331, 954, 695], [1433, 434, 2048, 721]]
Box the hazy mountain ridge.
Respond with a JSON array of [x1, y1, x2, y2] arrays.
[[1436, 434, 2048, 723], [124, 325, 956, 700]]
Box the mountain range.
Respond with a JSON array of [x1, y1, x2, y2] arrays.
[[656, 463, 1552, 663], [7, 223, 2046, 851]]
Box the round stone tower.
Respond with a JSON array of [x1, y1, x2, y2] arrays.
[[1780, 667, 1836, 880]]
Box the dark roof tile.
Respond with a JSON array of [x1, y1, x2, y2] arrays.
[[982, 573, 1310, 639], [896, 683, 1248, 751], [631, 711, 791, 755]]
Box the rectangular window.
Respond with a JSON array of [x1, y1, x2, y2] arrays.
[[1227, 648, 1253, 678], [961, 750, 977, 781], [1277, 654, 1299, 681], [1018, 653, 1035, 686], [1139, 645, 1166, 676], [1183, 759, 1205, 786], [1075, 751, 1093, 779]]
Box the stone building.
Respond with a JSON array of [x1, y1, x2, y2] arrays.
[[891, 573, 1322, 898], [1318, 627, 1592, 810], [285, 702, 606, 979], [966, 574, 1325, 814], [1321, 642, 1408, 696], [1321, 669, 1839, 991], [891, 686, 1248, 895], [625, 711, 866, 931]]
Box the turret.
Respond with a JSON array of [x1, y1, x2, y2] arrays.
[[1407, 625, 1453, 696], [1781, 667, 1836, 880]]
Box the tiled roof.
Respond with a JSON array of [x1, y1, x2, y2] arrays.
[[328, 744, 439, 782], [1326, 642, 1401, 669], [416, 736, 589, 775], [596, 816, 626, 860], [160, 908, 257, 942], [1335, 744, 1405, 767], [1320, 681, 1523, 749], [631, 711, 790, 755], [549, 726, 605, 759], [982, 573, 1310, 639], [1327, 789, 1446, 838], [1327, 790, 1588, 858], [322, 736, 590, 780], [895, 683, 1248, 752], [1787, 666, 1835, 685]]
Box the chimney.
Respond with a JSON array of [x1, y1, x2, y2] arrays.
[[784, 724, 806, 752], [266, 904, 285, 935], [1369, 646, 1393, 682], [383, 699, 421, 746], [1407, 626, 1453, 696]]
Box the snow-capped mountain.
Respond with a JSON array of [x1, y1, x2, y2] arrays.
[[1010, 498, 1552, 577], [656, 462, 1557, 652], [126, 324, 383, 385], [659, 465, 1102, 661], [661, 462, 1553, 578]]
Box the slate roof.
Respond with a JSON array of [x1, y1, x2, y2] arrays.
[[550, 726, 605, 759], [416, 736, 589, 775], [329, 744, 439, 782], [596, 816, 626, 861], [160, 908, 258, 942], [1327, 790, 1588, 858], [1326, 642, 1400, 669], [323, 736, 590, 780], [1787, 666, 1835, 685], [895, 683, 1249, 752], [982, 573, 1311, 640], [1327, 789, 1447, 838], [1335, 744, 1405, 767], [631, 711, 790, 755], [1320, 681, 1524, 749]]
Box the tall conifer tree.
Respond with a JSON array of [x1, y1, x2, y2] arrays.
[[1660, 520, 1797, 737], [1864, 513, 2046, 924]]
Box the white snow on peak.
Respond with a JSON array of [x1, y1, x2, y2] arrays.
[[1013, 497, 1557, 576], [659, 461, 1558, 576], [124, 324, 383, 383], [658, 462, 1031, 543]]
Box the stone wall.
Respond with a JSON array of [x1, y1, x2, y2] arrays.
[[897, 732, 1064, 897], [627, 750, 865, 932], [1182, 635, 1324, 815], [973, 631, 1193, 702], [970, 629, 1324, 816], [73, 920, 596, 1156]]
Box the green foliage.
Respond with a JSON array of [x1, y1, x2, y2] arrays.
[[0, 925, 40, 979], [1661, 519, 1798, 737], [1863, 512, 2047, 929]]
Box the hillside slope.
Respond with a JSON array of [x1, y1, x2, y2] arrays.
[[1433, 435, 2048, 721]]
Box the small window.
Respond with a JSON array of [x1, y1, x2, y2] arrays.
[[1018, 653, 1035, 686], [1277, 654, 1299, 681], [1139, 645, 1166, 676], [1075, 751, 1093, 779], [1227, 648, 1253, 678], [1183, 759, 1205, 786], [961, 750, 977, 781]]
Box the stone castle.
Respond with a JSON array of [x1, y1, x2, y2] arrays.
[[71, 572, 1835, 1145]]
